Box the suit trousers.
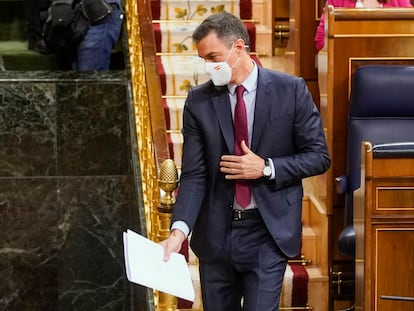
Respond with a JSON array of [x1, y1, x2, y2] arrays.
[[199, 212, 288, 311]]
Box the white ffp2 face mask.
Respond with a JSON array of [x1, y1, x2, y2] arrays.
[[204, 44, 239, 86], [204, 61, 232, 86]]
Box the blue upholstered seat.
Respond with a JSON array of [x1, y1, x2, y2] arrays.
[[336, 65, 414, 256]]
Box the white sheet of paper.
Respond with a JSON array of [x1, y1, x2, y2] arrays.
[[123, 229, 194, 302]]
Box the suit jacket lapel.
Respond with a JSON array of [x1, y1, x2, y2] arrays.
[[251, 68, 272, 152], [211, 86, 234, 153], [210, 67, 274, 154]]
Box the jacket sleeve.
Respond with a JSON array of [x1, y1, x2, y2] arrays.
[[270, 77, 331, 190]]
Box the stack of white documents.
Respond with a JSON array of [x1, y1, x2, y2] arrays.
[[123, 229, 195, 302]]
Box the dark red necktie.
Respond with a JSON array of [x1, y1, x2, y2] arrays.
[[234, 85, 251, 208]]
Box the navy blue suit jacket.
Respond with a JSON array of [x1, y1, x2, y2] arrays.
[[171, 66, 330, 261]]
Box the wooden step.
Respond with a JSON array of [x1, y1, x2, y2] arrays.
[[301, 224, 317, 265], [307, 266, 329, 311], [301, 187, 329, 276]]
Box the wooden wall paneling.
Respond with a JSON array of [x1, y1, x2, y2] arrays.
[[252, 0, 274, 56], [285, 0, 320, 106], [285, 0, 297, 74], [374, 229, 414, 311], [273, 0, 289, 54]]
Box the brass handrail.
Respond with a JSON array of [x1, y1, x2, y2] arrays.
[[125, 0, 177, 309], [125, 0, 160, 242], [288, 258, 312, 266]]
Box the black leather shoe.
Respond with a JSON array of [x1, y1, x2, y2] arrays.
[[28, 39, 51, 54]]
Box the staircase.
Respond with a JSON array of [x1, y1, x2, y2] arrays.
[[300, 191, 330, 311], [149, 0, 329, 310], [151, 0, 260, 171]]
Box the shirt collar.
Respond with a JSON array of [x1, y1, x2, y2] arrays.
[[228, 61, 258, 95]]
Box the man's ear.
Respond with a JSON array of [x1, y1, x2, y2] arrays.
[[234, 38, 245, 53]]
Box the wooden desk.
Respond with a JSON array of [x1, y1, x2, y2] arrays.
[[354, 142, 414, 311]]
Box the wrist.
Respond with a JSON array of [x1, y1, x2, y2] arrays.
[[171, 228, 186, 243], [262, 158, 272, 179]]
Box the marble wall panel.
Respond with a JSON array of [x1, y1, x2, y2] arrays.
[[0, 72, 152, 311], [56, 82, 129, 176], [0, 82, 57, 176], [0, 178, 59, 310]]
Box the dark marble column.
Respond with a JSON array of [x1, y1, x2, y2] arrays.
[[0, 71, 153, 311]]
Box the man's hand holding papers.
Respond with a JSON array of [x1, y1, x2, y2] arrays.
[[123, 229, 194, 301]]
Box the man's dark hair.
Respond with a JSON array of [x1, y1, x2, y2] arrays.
[[192, 12, 250, 50]]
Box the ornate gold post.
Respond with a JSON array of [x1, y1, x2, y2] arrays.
[[156, 159, 179, 311]]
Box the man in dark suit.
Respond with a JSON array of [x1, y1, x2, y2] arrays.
[[160, 12, 330, 311]]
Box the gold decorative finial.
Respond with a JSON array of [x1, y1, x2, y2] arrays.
[[158, 159, 179, 207]]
